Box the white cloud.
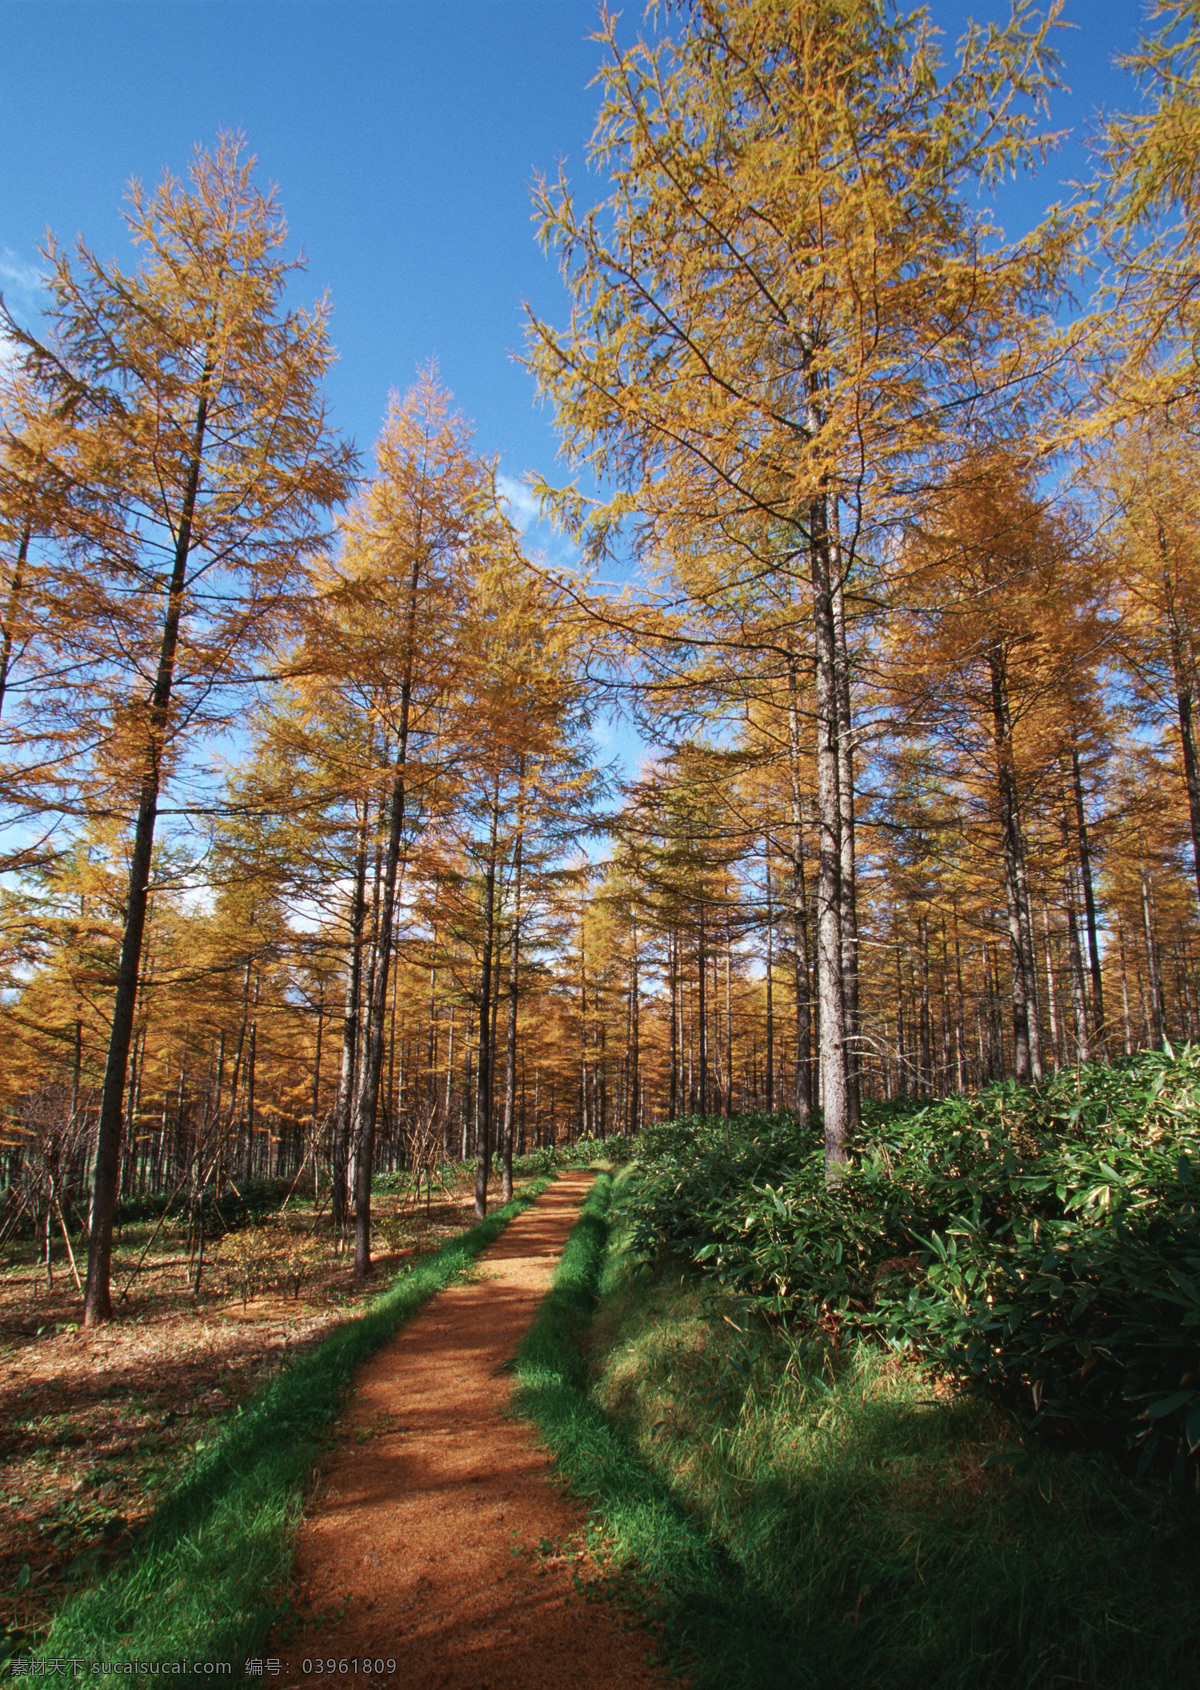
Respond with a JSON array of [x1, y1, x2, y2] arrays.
[[0, 251, 44, 296], [0, 248, 46, 371], [496, 472, 543, 534]]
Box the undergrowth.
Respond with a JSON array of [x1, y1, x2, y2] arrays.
[[517, 1162, 1200, 1690], [622, 1048, 1200, 1472], [40, 1176, 550, 1672]]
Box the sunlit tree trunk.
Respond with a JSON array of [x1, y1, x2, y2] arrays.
[[1141, 871, 1166, 1047], [1070, 749, 1106, 1053], [809, 503, 849, 1176], [501, 819, 524, 1202], [764, 840, 776, 1112], [1043, 904, 1062, 1069], [989, 644, 1036, 1085], [350, 548, 419, 1277], [628, 914, 640, 1135], [786, 664, 813, 1121], [332, 816, 367, 1238], [1160, 540, 1200, 907], [474, 781, 500, 1219], [832, 545, 861, 1135]]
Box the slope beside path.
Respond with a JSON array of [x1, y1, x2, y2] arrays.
[[270, 1169, 659, 1690]]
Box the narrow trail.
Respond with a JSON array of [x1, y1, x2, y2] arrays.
[[271, 1170, 660, 1690]]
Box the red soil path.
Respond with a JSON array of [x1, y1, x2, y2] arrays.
[[270, 1170, 661, 1690]]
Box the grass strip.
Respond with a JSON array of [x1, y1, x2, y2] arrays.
[[510, 1168, 791, 1687], [43, 1176, 552, 1672]]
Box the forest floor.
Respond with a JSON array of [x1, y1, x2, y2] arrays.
[[268, 1168, 661, 1690], [0, 1173, 491, 1647]]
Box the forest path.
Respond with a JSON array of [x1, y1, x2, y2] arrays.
[[270, 1169, 659, 1690]]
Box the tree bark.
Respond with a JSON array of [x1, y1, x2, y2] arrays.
[[808, 506, 849, 1175], [1141, 872, 1166, 1047], [786, 664, 814, 1121], [351, 556, 420, 1278], [1069, 750, 1106, 1051], [1158, 537, 1200, 907], [332, 817, 367, 1238], [83, 373, 210, 1326], [628, 914, 640, 1135], [832, 543, 861, 1134], [697, 899, 708, 1115], [668, 927, 678, 1119], [0, 512, 32, 722], [501, 820, 523, 1202], [988, 645, 1036, 1086], [474, 784, 500, 1220]]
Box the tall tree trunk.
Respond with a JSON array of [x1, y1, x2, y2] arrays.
[[628, 914, 640, 1135], [0, 512, 32, 722], [244, 1021, 257, 1180], [989, 646, 1035, 1085], [697, 900, 708, 1115], [351, 605, 419, 1277], [1159, 537, 1200, 906], [1065, 868, 1091, 1064], [310, 989, 324, 1153], [442, 996, 455, 1148], [786, 667, 813, 1121], [668, 927, 678, 1119], [809, 505, 849, 1176], [764, 840, 775, 1111], [1070, 750, 1106, 1051], [953, 909, 967, 1092], [1118, 925, 1133, 1054], [1016, 825, 1044, 1081], [579, 923, 590, 1135], [83, 372, 210, 1326], [332, 818, 367, 1238], [1043, 904, 1062, 1069], [724, 923, 733, 1121], [474, 785, 500, 1220], [918, 913, 933, 1094], [832, 543, 861, 1134], [501, 820, 524, 1203], [426, 926, 439, 1118], [1141, 871, 1166, 1047]]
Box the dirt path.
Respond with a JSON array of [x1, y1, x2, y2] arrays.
[[270, 1170, 660, 1690]]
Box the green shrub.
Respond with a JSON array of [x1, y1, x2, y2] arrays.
[[619, 1049, 1200, 1470]]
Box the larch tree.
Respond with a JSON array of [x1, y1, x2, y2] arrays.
[[459, 560, 601, 1209], [1105, 414, 1200, 905], [302, 369, 511, 1274], [527, 0, 1069, 1174], [885, 452, 1103, 1083], [1, 137, 354, 1324], [1097, 0, 1200, 417]]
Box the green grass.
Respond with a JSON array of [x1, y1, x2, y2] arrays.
[[41, 1175, 552, 1673], [514, 1165, 1200, 1690]]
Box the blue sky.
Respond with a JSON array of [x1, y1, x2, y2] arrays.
[[0, 1, 1151, 490], [0, 0, 1155, 786]]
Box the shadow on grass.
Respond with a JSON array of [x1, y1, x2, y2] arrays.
[[512, 1171, 1200, 1690]]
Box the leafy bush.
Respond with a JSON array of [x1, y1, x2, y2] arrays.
[[214, 1219, 324, 1306], [619, 1049, 1200, 1471]]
